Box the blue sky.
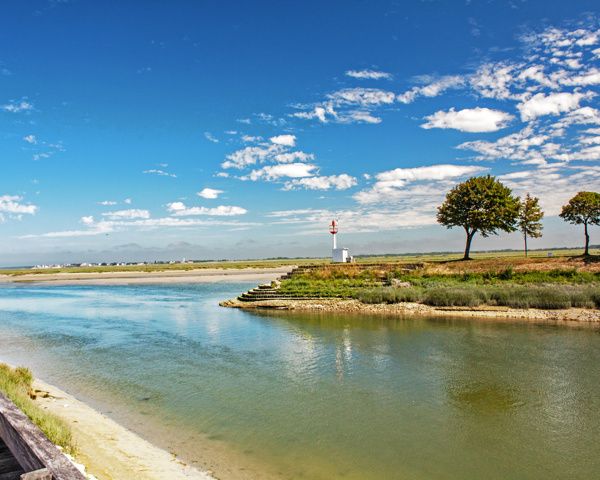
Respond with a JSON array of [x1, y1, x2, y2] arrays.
[[1, 0, 600, 265]]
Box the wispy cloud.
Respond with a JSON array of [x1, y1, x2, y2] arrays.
[[345, 69, 392, 80]]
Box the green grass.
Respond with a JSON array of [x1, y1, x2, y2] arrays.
[[278, 259, 600, 310], [357, 285, 600, 309], [0, 363, 74, 453]]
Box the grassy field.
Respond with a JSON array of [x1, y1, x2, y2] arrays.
[[0, 363, 74, 452], [277, 254, 600, 310], [2, 247, 598, 276]]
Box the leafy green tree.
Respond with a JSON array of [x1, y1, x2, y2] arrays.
[[559, 191, 600, 256], [437, 175, 520, 260], [518, 193, 544, 257]]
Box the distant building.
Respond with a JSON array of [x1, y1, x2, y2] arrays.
[[329, 219, 354, 263]]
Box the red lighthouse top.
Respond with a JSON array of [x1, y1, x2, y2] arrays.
[[329, 219, 338, 235]]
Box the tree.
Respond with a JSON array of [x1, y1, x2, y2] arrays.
[[518, 193, 544, 257], [559, 191, 600, 256], [437, 175, 520, 260]]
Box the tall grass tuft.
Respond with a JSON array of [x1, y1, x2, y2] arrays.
[[0, 363, 74, 453]]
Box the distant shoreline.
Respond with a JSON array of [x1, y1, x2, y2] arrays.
[[0, 266, 294, 285]]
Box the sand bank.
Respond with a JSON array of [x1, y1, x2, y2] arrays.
[[221, 297, 600, 325], [32, 379, 215, 480], [0, 267, 293, 286]]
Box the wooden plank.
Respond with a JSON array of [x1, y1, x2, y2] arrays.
[[0, 393, 85, 479]]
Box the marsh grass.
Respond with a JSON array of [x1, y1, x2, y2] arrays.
[[0, 363, 74, 453], [357, 285, 600, 309]]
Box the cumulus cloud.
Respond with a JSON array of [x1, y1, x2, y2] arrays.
[[0, 195, 38, 216], [197, 188, 223, 199], [97, 200, 117, 206], [244, 163, 317, 181], [327, 88, 396, 107], [345, 69, 392, 80], [517, 91, 594, 121], [101, 209, 150, 220], [283, 174, 357, 191], [354, 164, 487, 204], [397, 75, 465, 104], [23, 134, 37, 144], [422, 107, 514, 132], [167, 202, 247, 216], [221, 144, 283, 169], [270, 134, 296, 146]]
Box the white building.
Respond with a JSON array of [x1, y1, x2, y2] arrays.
[[329, 219, 353, 263]]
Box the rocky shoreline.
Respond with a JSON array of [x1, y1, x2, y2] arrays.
[[220, 297, 600, 325]]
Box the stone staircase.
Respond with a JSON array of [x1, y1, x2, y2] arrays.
[[236, 263, 424, 303]]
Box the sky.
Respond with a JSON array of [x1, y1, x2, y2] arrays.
[[1, 0, 600, 265]]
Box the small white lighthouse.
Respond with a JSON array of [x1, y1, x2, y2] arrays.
[[329, 219, 351, 263]]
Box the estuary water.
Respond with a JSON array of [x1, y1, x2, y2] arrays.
[[0, 282, 599, 479]]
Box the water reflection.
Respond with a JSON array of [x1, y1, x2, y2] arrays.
[[0, 285, 599, 480]]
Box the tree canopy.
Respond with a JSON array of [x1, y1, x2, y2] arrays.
[[437, 175, 520, 260], [559, 191, 600, 256], [518, 193, 544, 257]]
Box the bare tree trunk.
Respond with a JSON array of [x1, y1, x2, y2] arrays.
[[524, 232, 528, 257], [464, 230, 475, 260], [584, 222, 590, 256]]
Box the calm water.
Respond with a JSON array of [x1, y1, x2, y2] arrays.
[[0, 283, 599, 479]]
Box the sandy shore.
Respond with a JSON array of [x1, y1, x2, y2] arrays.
[[0, 267, 293, 285], [221, 297, 600, 325], [32, 379, 215, 480]]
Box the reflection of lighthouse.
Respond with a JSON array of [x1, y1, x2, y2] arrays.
[[329, 219, 352, 263]]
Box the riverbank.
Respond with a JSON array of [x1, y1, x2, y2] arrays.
[[221, 297, 600, 324], [0, 266, 293, 285], [31, 378, 214, 480]]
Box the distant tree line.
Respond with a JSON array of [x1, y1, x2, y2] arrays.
[[436, 175, 600, 260]]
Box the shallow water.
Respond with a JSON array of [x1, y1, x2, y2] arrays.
[[0, 283, 599, 479]]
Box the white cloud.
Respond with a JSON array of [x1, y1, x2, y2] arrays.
[[422, 107, 514, 132], [273, 151, 314, 163], [458, 126, 550, 164], [244, 163, 317, 181], [80, 215, 95, 225], [167, 202, 247, 216], [204, 132, 219, 143], [98, 200, 117, 206], [0, 195, 38, 215], [283, 174, 357, 191], [101, 209, 150, 220], [518, 91, 594, 121], [197, 188, 223, 199], [241, 135, 262, 143], [327, 88, 396, 107], [23, 134, 37, 144], [470, 63, 518, 100], [397, 75, 465, 104], [221, 144, 282, 169], [270, 134, 296, 147], [345, 69, 392, 80], [354, 164, 487, 204], [2, 99, 33, 113], [143, 169, 177, 178]]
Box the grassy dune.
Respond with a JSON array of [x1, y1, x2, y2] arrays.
[[0, 363, 74, 453]]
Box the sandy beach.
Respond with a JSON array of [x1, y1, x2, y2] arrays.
[[0, 266, 293, 286], [31, 379, 215, 480]]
